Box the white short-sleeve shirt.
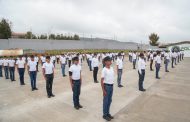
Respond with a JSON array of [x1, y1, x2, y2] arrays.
[[60, 56, 66, 64], [8, 60, 15, 67], [69, 64, 81, 80], [116, 58, 123, 69], [155, 55, 161, 64], [27, 61, 37, 71], [42, 62, 54, 74], [3, 59, 9, 66], [101, 67, 114, 84], [16, 60, 26, 68]]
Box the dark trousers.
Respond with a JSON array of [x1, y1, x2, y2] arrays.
[[103, 84, 113, 116], [150, 59, 153, 70], [177, 56, 180, 63], [18, 68, 25, 85], [36, 62, 39, 71], [171, 57, 174, 68], [155, 64, 160, 78], [4, 66, 9, 79], [29, 71, 37, 89], [0, 65, 3, 77], [133, 59, 136, 69], [45, 74, 54, 96], [117, 69, 123, 86], [89, 60, 92, 71], [73, 80, 81, 107], [68, 60, 71, 67], [165, 59, 169, 71], [138, 69, 145, 90], [61, 64, 66, 76], [93, 67, 98, 82], [9, 67, 15, 81]]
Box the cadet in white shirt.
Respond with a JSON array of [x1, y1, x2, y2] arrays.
[[164, 50, 170, 72], [8, 56, 16, 81], [16, 56, 26, 85], [0, 57, 3, 77], [101, 56, 114, 121], [60, 54, 67, 77], [150, 51, 154, 71], [27, 55, 38, 91], [69, 57, 83, 110], [40, 55, 46, 66], [138, 53, 146, 92], [68, 54, 72, 67], [42, 56, 55, 98], [155, 51, 161, 79], [3, 57, 9, 79], [88, 53, 93, 71], [132, 51, 137, 69], [116, 53, 124, 87], [34, 55, 39, 72], [91, 53, 99, 83], [171, 51, 175, 68]]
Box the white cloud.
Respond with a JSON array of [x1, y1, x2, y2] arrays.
[[0, 0, 190, 43]]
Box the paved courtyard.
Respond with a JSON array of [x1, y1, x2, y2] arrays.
[[0, 57, 190, 122]]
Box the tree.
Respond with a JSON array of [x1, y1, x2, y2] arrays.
[[149, 33, 159, 46], [74, 34, 80, 40], [25, 31, 32, 39], [40, 34, 47, 39], [49, 34, 56, 40], [0, 18, 12, 39]]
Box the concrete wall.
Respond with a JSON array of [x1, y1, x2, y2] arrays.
[[0, 39, 149, 50]]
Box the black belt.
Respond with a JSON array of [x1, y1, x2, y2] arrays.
[[104, 83, 113, 86], [45, 74, 53, 76]]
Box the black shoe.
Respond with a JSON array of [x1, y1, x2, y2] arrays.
[[47, 95, 51, 98], [51, 94, 55, 97], [34, 88, 38, 90], [94, 81, 99, 83], [103, 115, 111, 121], [74, 106, 79, 110], [156, 77, 161, 79], [108, 114, 114, 119], [78, 104, 83, 108], [139, 89, 146, 92], [166, 70, 169, 72], [32, 88, 35, 91], [118, 85, 124, 88]]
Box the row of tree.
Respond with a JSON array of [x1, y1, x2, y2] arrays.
[[0, 18, 160, 45], [24, 31, 80, 40]]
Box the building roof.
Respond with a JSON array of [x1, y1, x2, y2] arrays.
[[159, 41, 190, 48]]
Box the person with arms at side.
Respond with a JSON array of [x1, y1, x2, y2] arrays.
[[3, 57, 9, 79], [0, 57, 3, 77], [116, 53, 124, 88], [138, 53, 146, 92], [60, 54, 67, 77], [42, 56, 55, 98], [132, 51, 137, 69], [16, 56, 26, 85], [27, 55, 38, 91], [101, 56, 114, 121], [155, 51, 162, 79], [8, 56, 16, 81], [91, 53, 99, 83], [69, 57, 83, 110]]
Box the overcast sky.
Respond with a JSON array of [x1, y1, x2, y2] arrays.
[[0, 0, 190, 43]]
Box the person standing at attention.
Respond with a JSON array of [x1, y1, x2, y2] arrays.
[[69, 57, 83, 110], [116, 53, 124, 88], [138, 53, 146, 92], [155, 51, 162, 79], [27, 55, 38, 91], [42, 56, 55, 98], [0, 57, 3, 77], [132, 51, 137, 69], [8, 56, 16, 81], [16, 56, 26, 85], [101, 56, 114, 121], [92, 53, 99, 83], [60, 54, 67, 77]]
